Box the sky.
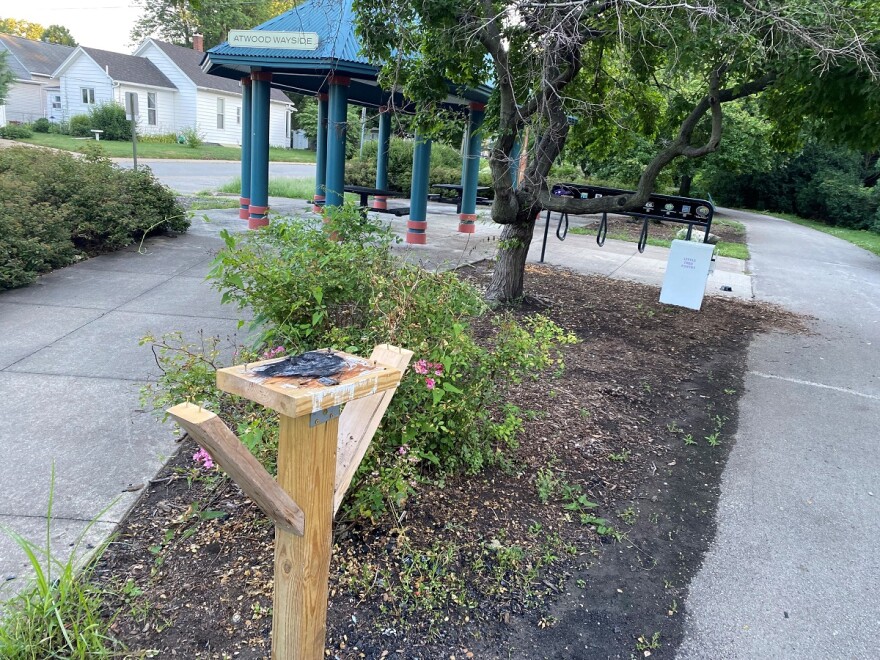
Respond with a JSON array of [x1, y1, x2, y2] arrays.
[[7, 1, 141, 53]]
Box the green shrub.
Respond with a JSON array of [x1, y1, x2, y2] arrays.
[[196, 205, 576, 519], [32, 117, 51, 133], [0, 123, 33, 139], [179, 126, 204, 148], [51, 121, 69, 135], [138, 132, 178, 144], [0, 146, 188, 290], [87, 103, 131, 141], [347, 138, 464, 191], [69, 114, 91, 137]]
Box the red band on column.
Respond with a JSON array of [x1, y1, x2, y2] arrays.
[[379, 105, 388, 113], [248, 205, 269, 229], [241, 76, 251, 86], [239, 197, 250, 220], [469, 102, 487, 111], [328, 74, 351, 86], [317, 92, 329, 101], [407, 220, 427, 232], [406, 231, 427, 245], [251, 71, 272, 82], [372, 196, 388, 210], [458, 213, 478, 233]]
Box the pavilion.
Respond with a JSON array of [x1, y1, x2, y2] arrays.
[[201, 0, 493, 244]]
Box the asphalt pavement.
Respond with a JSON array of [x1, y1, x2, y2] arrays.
[[677, 210, 880, 659], [112, 158, 316, 194]]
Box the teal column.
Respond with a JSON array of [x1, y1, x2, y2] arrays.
[[458, 102, 485, 233], [373, 105, 391, 209], [313, 92, 328, 212], [248, 71, 271, 229], [510, 135, 522, 188], [407, 133, 432, 244], [239, 76, 252, 220], [324, 75, 350, 208]]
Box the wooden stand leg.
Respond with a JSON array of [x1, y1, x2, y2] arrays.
[[272, 413, 338, 659]]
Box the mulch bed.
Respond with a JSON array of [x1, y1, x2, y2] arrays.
[[94, 261, 800, 659]]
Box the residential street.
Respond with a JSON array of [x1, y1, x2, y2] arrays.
[[113, 158, 316, 194]]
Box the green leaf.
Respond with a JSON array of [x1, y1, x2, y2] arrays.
[[442, 381, 463, 394]]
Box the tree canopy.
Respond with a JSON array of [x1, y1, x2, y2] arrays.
[[41, 24, 77, 46], [0, 51, 14, 103], [131, 0, 296, 49], [0, 17, 44, 40], [355, 0, 880, 302], [0, 18, 77, 45]]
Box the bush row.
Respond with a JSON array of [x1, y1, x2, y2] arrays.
[[344, 138, 493, 192], [707, 142, 880, 232], [0, 146, 189, 290]]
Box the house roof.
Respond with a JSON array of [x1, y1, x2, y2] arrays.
[[0, 33, 75, 80], [150, 39, 289, 102], [81, 47, 176, 89]]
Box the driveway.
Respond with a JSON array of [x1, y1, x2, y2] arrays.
[[677, 210, 880, 658], [113, 158, 316, 194]]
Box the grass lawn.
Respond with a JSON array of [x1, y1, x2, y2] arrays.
[[751, 210, 880, 258], [14, 133, 316, 162], [217, 176, 361, 205], [569, 224, 750, 260]]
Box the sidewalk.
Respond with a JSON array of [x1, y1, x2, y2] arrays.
[[0, 204, 751, 597]]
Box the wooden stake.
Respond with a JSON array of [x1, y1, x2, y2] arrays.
[[334, 344, 413, 513], [166, 403, 304, 536], [272, 412, 338, 659]]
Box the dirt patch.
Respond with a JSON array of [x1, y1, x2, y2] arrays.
[[94, 262, 801, 659]]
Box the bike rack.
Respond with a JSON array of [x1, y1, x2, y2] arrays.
[[539, 184, 715, 261]]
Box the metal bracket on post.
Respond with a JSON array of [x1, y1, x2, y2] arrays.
[[310, 405, 341, 427]]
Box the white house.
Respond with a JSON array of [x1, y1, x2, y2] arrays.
[[133, 38, 292, 147], [52, 38, 293, 147], [0, 33, 74, 124]]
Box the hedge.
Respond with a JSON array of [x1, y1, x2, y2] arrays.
[[0, 146, 188, 290]]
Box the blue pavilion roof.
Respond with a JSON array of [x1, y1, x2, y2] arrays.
[[207, 0, 374, 76], [203, 0, 491, 108]]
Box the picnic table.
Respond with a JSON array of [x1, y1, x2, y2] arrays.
[[343, 185, 409, 217], [430, 183, 491, 214]]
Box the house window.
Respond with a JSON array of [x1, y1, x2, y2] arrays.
[[217, 98, 225, 129], [81, 88, 95, 105], [52, 95, 62, 110], [147, 92, 157, 126], [236, 106, 241, 126]]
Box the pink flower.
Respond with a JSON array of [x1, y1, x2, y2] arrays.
[[414, 359, 428, 375], [432, 363, 443, 376], [193, 448, 214, 470], [397, 444, 410, 456], [425, 377, 436, 390]]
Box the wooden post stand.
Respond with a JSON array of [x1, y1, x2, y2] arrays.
[[167, 345, 411, 660]]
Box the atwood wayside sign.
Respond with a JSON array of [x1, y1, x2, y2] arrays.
[[227, 30, 320, 50]]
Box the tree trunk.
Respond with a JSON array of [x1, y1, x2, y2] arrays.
[[485, 219, 536, 303], [679, 174, 693, 197]]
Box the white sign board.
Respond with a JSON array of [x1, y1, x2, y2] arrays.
[[659, 239, 716, 310], [227, 30, 319, 50]]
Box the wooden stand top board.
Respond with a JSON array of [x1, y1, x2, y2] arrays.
[[216, 348, 404, 419]]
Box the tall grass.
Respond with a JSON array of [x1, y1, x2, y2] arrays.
[[219, 176, 316, 201], [0, 467, 117, 658]]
